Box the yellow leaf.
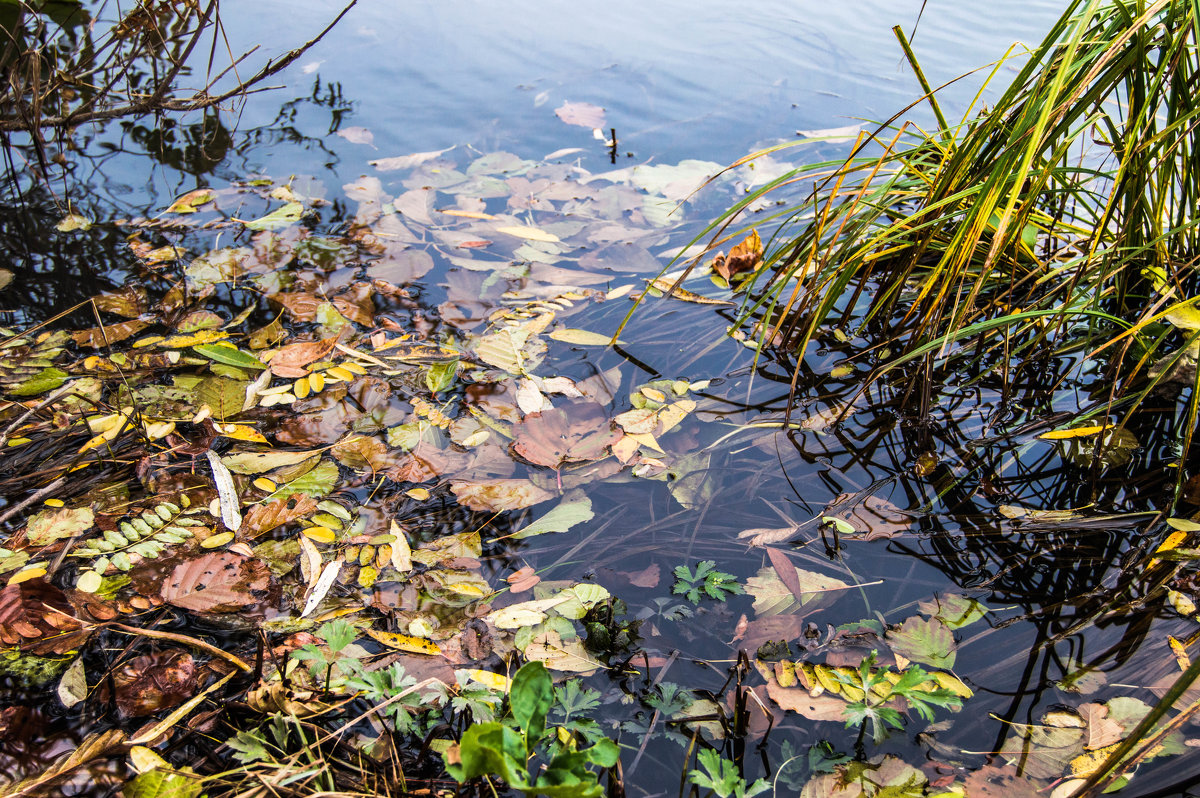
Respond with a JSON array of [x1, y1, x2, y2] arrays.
[[465, 669, 511, 691], [215, 423, 269, 443], [549, 328, 621, 346], [495, 225, 560, 243], [252, 477, 277, 492], [160, 330, 230, 348], [202, 531, 235, 548], [1039, 425, 1108, 440], [301, 525, 337, 544], [405, 488, 430, 501], [8, 565, 47, 584], [362, 628, 442, 655], [440, 209, 496, 220]]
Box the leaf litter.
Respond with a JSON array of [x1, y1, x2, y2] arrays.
[[0, 143, 1189, 798]]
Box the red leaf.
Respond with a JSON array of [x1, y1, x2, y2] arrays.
[[511, 400, 621, 469]]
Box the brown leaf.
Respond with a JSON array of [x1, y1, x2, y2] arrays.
[[331, 283, 375, 327], [627, 563, 660, 588], [712, 229, 763, 283], [331, 435, 391, 472], [160, 552, 271, 613], [506, 566, 540, 594], [765, 678, 847, 721], [271, 291, 321, 322], [511, 400, 620, 469], [1079, 703, 1123, 750], [961, 765, 1045, 798], [0, 728, 126, 797], [70, 319, 149, 348], [450, 479, 553, 512], [113, 650, 199, 718], [92, 286, 146, 317], [0, 580, 90, 655], [824, 494, 915, 540], [269, 338, 337, 378], [555, 101, 607, 128], [244, 495, 318, 538], [766, 547, 809, 605]]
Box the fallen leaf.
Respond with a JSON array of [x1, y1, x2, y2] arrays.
[[555, 101, 606, 128], [26, 507, 94, 546], [243, 495, 318, 538], [711, 229, 763, 283], [495, 225, 560, 243], [523, 628, 602, 673], [370, 146, 454, 171], [765, 679, 848, 721], [744, 565, 849, 616], [511, 400, 620, 469], [160, 552, 270, 613], [886, 616, 957, 669], [512, 490, 594, 538], [450, 479, 553, 512], [112, 651, 199, 718], [221, 449, 321, 475], [268, 338, 338, 378], [549, 328, 620, 346], [337, 126, 374, 145]]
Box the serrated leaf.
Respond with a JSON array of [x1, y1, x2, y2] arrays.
[[26, 507, 94, 546], [886, 615, 957, 669]]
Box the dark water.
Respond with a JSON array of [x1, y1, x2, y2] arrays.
[[5, 2, 1200, 797]]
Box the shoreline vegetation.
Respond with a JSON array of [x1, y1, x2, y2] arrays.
[[2, 1, 1200, 797]]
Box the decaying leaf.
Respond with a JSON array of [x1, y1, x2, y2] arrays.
[[744, 565, 849, 616], [112, 650, 199, 718], [711, 229, 763, 284], [450, 479, 553, 512], [511, 400, 620, 470], [0, 580, 89, 654], [886, 616, 957, 669], [160, 553, 270, 613], [243, 495, 318, 538], [26, 507, 94, 546], [555, 101, 606, 129]]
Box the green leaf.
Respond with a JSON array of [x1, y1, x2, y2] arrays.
[[239, 202, 305, 231], [122, 768, 203, 798], [10, 367, 68, 396], [886, 616, 957, 669], [193, 343, 266, 370], [445, 722, 529, 788], [266, 459, 339, 500], [917, 593, 988, 630], [510, 661, 553, 744], [512, 490, 594, 539], [424, 360, 458, 393]]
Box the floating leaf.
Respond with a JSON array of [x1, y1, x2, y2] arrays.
[[511, 400, 620, 469], [744, 565, 849, 616], [512, 491, 594, 538], [206, 451, 242, 533], [549, 328, 621, 346], [450, 479, 553, 512], [301, 559, 341, 618], [495, 225, 560, 243], [523, 628, 602, 673], [26, 507, 94, 546], [362, 628, 441, 655], [886, 616, 957, 669], [555, 101, 607, 128], [266, 459, 340, 500], [166, 189, 215, 214], [160, 552, 270, 613], [193, 343, 266, 370], [917, 594, 989, 630], [221, 449, 321, 475], [239, 202, 305, 231]]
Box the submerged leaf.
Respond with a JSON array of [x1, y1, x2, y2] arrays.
[[511, 400, 620, 469], [512, 491, 594, 538]]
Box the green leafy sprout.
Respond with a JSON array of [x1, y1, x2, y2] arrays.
[[672, 560, 743, 604], [834, 651, 963, 744]]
